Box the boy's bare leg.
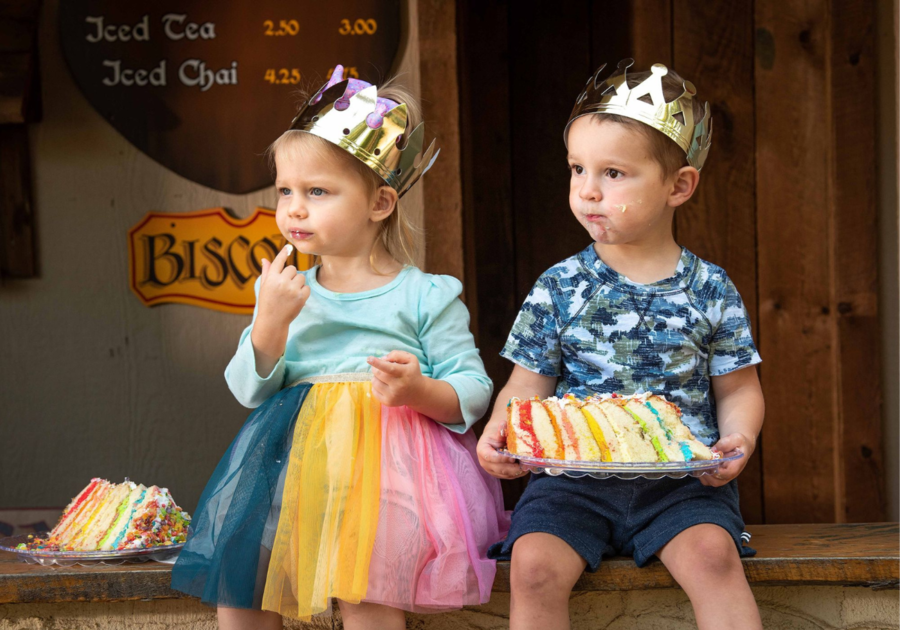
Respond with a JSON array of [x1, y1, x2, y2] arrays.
[[656, 523, 762, 630], [338, 599, 405, 630], [510, 532, 587, 630], [217, 607, 283, 630]]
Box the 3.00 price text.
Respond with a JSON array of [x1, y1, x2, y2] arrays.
[[339, 19, 377, 35]]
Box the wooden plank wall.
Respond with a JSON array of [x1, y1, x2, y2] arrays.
[[0, 0, 41, 279], [455, 0, 884, 522], [457, 1, 521, 506], [418, 0, 466, 287], [755, 0, 883, 523], [670, 0, 764, 523]]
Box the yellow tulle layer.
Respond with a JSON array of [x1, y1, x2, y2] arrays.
[[262, 381, 382, 619]]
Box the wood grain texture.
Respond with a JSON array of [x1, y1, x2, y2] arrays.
[[510, 2, 594, 303], [0, 52, 31, 123], [755, 0, 882, 523], [755, 0, 838, 524], [457, 1, 886, 524], [0, 2, 41, 124], [456, 0, 520, 504], [828, 0, 884, 522], [498, 522, 900, 592], [672, 1, 763, 524], [2, 523, 895, 603], [505, 2, 615, 505], [392, 0, 425, 269], [628, 0, 673, 69], [418, 0, 465, 286], [0, 126, 37, 278]]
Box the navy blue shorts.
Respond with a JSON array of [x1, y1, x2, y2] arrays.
[[488, 474, 756, 571]]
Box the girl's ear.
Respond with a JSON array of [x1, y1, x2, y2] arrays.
[[371, 186, 399, 223], [668, 166, 700, 208]]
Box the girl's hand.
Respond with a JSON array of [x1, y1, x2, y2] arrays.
[[701, 432, 755, 487], [368, 351, 425, 407], [477, 415, 527, 480], [257, 244, 310, 327]]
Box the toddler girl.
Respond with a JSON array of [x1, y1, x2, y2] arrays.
[[172, 65, 509, 630]]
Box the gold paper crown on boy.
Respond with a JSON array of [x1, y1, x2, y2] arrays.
[[288, 65, 439, 197], [565, 59, 713, 171]]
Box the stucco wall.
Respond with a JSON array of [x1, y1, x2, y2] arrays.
[[0, 0, 422, 512], [0, 587, 897, 629]]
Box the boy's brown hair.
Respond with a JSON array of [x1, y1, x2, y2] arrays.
[[590, 68, 707, 180]]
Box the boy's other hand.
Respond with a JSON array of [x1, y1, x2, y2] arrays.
[[701, 432, 755, 487], [477, 417, 528, 479]]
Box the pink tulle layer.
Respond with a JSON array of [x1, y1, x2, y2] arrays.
[[363, 405, 511, 613]]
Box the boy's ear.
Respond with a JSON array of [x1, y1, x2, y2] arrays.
[[370, 186, 399, 223], [668, 166, 701, 208]]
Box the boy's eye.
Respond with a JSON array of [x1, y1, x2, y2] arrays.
[[571, 165, 584, 175], [279, 187, 291, 196], [310, 188, 325, 196], [607, 169, 622, 179]]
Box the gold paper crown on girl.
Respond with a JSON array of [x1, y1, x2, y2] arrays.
[[565, 59, 713, 170], [288, 65, 439, 197]]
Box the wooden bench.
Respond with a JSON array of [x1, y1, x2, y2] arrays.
[[0, 523, 896, 605]]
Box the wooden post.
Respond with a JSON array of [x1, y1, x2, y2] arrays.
[[670, 1, 763, 523], [0, 126, 36, 278], [418, 0, 466, 289], [828, 0, 883, 522], [756, 0, 883, 523], [629, 0, 674, 69], [0, 1, 41, 279], [456, 0, 520, 504]]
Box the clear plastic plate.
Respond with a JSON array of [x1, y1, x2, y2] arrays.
[[497, 449, 744, 480], [0, 534, 184, 567]]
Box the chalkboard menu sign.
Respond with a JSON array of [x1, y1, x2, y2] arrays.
[[59, 2, 402, 193]]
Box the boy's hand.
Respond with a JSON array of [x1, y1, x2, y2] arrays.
[[477, 416, 527, 479], [368, 351, 424, 407], [257, 244, 310, 326], [476, 366, 556, 479], [701, 432, 755, 487]]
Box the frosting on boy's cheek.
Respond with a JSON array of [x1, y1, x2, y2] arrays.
[[615, 199, 641, 213]]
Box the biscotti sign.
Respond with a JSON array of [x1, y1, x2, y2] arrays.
[[128, 208, 314, 315], [59, 1, 401, 194]]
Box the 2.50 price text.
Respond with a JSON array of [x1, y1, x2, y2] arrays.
[[263, 20, 299, 36]]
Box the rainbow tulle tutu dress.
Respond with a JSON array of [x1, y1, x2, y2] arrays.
[[171, 373, 509, 619]]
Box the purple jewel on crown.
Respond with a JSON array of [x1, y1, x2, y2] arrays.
[[312, 65, 399, 129]]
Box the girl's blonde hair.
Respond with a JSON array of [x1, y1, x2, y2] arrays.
[[267, 77, 423, 271]]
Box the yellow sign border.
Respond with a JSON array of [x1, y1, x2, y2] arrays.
[[128, 207, 300, 315]]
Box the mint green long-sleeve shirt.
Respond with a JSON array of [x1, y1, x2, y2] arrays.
[[224, 265, 492, 433]]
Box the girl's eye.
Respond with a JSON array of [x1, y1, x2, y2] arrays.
[[279, 187, 291, 196], [310, 188, 325, 197], [607, 169, 622, 179], [571, 165, 584, 175]]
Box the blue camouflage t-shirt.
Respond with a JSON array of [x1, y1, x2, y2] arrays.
[[502, 245, 762, 445]]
